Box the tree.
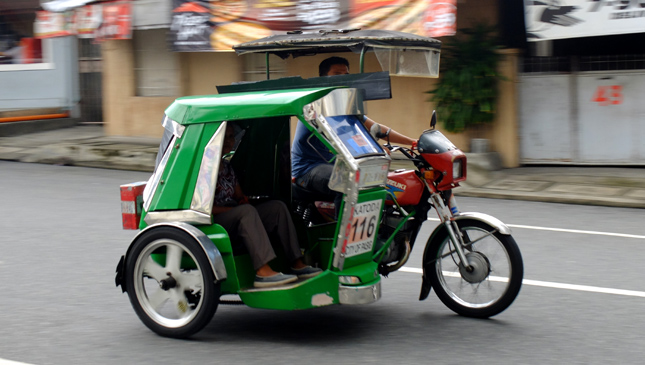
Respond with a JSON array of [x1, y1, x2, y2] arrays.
[[427, 24, 504, 133]]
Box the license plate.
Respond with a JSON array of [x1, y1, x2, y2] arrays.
[[359, 163, 388, 187], [345, 199, 382, 257]]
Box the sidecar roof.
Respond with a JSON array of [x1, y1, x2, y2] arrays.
[[233, 29, 441, 59], [165, 87, 338, 125]]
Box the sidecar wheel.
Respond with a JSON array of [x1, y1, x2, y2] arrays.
[[125, 227, 220, 338], [425, 219, 523, 318]]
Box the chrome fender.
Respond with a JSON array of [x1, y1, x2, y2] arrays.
[[453, 212, 512, 235], [116, 222, 227, 292], [418, 212, 511, 301]]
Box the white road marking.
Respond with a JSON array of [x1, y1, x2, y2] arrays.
[[0, 359, 33, 365], [426, 218, 645, 240], [506, 224, 645, 240], [399, 267, 645, 298]]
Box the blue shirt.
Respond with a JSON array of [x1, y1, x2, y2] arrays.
[[291, 122, 334, 178]]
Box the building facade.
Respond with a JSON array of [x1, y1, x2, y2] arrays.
[[101, 0, 522, 167]]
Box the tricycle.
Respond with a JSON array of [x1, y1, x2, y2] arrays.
[[115, 29, 523, 338]]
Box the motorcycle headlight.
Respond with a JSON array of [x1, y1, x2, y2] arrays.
[[453, 160, 463, 179]]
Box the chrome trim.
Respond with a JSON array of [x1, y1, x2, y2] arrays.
[[339, 276, 362, 284], [304, 92, 361, 271], [143, 135, 176, 211], [303, 89, 390, 270], [128, 222, 227, 282], [338, 281, 381, 305], [330, 157, 359, 271], [144, 210, 212, 226], [455, 212, 512, 235], [190, 122, 226, 215], [240, 279, 309, 292], [357, 157, 391, 188], [328, 157, 358, 193], [162, 115, 185, 139], [304, 88, 364, 119]]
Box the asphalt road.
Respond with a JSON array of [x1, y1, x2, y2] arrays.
[[1, 161, 644, 365]]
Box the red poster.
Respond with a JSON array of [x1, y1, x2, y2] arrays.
[[351, 0, 403, 18], [34, 11, 75, 38], [349, 0, 456, 37], [75, 5, 103, 38], [34, 1, 132, 40], [95, 1, 132, 40], [422, 0, 456, 37]]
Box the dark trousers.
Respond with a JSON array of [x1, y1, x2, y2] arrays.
[[295, 163, 342, 216], [212, 200, 302, 271]]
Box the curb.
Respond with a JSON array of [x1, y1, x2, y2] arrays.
[[0, 118, 79, 137], [455, 187, 645, 209]]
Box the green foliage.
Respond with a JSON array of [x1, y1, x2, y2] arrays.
[[427, 24, 504, 133]]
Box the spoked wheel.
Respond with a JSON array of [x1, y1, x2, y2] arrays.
[[425, 219, 523, 318], [125, 227, 220, 338]]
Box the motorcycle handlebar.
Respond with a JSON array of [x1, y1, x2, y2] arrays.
[[387, 145, 416, 160]]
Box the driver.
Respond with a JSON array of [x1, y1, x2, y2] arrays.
[[291, 57, 417, 215]]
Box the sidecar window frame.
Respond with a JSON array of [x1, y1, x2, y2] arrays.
[[190, 121, 227, 216], [143, 115, 184, 210]]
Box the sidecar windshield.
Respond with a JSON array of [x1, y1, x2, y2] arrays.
[[325, 115, 384, 158]]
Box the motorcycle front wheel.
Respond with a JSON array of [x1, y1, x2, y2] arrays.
[[425, 219, 523, 318], [125, 227, 220, 338]]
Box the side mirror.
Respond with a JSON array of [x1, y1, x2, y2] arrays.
[[430, 110, 437, 130]]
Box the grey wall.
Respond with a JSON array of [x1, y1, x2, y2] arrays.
[[133, 0, 172, 29], [520, 71, 645, 165], [0, 37, 80, 117]]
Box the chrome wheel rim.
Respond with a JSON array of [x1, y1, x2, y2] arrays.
[[133, 239, 205, 328], [435, 227, 512, 308]]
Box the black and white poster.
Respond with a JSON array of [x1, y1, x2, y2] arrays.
[[524, 0, 645, 41], [169, 0, 212, 51]]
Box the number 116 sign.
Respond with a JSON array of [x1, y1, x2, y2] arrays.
[[344, 199, 382, 257]]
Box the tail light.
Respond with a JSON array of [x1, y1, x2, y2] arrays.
[[120, 181, 147, 230]]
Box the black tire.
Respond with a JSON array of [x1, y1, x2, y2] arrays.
[[125, 227, 220, 338], [425, 219, 523, 318]]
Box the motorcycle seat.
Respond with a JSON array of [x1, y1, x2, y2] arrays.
[[291, 182, 336, 202]]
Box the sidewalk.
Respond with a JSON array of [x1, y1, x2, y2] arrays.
[[1, 123, 644, 209]]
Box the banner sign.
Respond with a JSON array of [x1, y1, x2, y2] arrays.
[[34, 11, 76, 38], [169, 1, 212, 51], [95, 1, 132, 40], [75, 5, 103, 38], [171, 0, 457, 51], [35, 0, 132, 40], [524, 0, 645, 42]]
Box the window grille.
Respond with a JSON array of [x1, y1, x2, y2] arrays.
[[133, 29, 179, 97], [522, 54, 645, 74]]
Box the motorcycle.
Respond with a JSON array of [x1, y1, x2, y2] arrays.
[[115, 29, 523, 339], [294, 110, 523, 318]]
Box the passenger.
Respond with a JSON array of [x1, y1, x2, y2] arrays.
[[213, 124, 322, 288], [291, 56, 417, 214]]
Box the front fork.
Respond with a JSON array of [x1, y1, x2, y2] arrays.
[[430, 191, 472, 270]]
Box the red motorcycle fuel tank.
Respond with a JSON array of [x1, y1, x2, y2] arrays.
[[385, 169, 424, 206]]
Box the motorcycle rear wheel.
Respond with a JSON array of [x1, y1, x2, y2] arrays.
[[425, 219, 523, 318]]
